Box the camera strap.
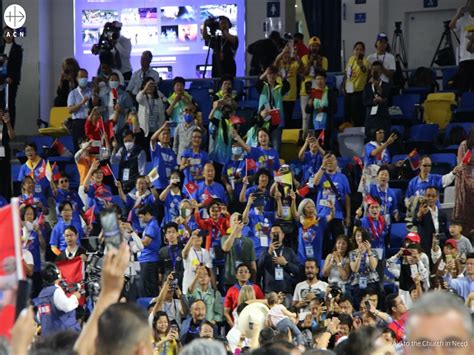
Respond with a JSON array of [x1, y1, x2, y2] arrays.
[[323, 172, 345, 214]]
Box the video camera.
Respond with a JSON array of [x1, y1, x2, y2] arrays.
[[205, 16, 221, 37], [92, 21, 122, 55]]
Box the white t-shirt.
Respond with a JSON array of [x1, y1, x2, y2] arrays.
[[182, 247, 212, 295], [456, 14, 474, 62], [367, 52, 396, 83], [22, 249, 34, 267], [293, 280, 328, 319], [268, 304, 287, 326]]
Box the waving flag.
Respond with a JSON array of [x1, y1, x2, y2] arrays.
[[45, 161, 53, 182], [245, 158, 257, 174], [407, 149, 420, 170], [274, 171, 292, 186], [83, 206, 95, 225], [52, 162, 62, 181], [318, 130, 325, 145], [52, 139, 73, 157], [101, 164, 113, 177], [56, 257, 85, 305], [353, 156, 364, 169], [201, 189, 214, 206], [36, 160, 47, 181], [298, 185, 311, 198], [95, 184, 112, 202], [184, 181, 198, 197], [147, 167, 159, 183]]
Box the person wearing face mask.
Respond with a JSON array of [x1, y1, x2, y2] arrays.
[[222, 141, 246, 205], [110, 129, 147, 193], [68, 68, 93, 151], [166, 77, 195, 133], [50, 201, 85, 257], [159, 170, 184, 227], [0, 27, 23, 128], [136, 77, 167, 137], [173, 104, 199, 160]]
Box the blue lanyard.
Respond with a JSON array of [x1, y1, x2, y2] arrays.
[[168, 245, 178, 270]]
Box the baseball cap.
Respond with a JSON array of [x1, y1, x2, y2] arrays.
[[376, 33, 388, 41], [366, 195, 380, 206], [405, 232, 421, 244], [308, 36, 321, 46], [445, 238, 457, 249]]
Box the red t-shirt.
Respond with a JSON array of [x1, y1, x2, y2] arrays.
[[224, 282, 265, 313], [388, 312, 408, 342]]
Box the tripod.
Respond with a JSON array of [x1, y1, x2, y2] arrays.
[[203, 36, 213, 78], [431, 21, 459, 67], [391, 21, 408, 69]]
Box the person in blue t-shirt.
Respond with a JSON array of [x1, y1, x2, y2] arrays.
[[150, 122, 178, 190], [232, 127, 281, 172], [158, 170, 184, 226], [405, 156, 461, 206], [137, 204, 162, 297], [313, 152, 351, 258], [364, 129, 398, 167], [50, 201, 84, 257], [180, 128, 210, 186], [52, 175, 84, 223], [17, 143, 52, 201], [194, 163, 228, 207], [240, 168, 274, 213], [366, 166, 400, 226], [242, 192, 275, 259], [298, 135, 325, 185], [19, 176, 49, 216], [222, 142, 246, 205], [117, 176, 158, 234]]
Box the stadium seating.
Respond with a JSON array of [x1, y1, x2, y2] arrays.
[[392, 94, 421, 121], [337, 127, 365, 159], [422, 92, 456, 129], [388, 222, 408, 257]]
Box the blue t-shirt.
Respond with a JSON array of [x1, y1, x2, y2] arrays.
[[0, 195, 8, 208], [406, 174, 443, 199], [364, 142, 391, 166], [162, 191, 183, 226], [297, 218, 326, 265], [222, 159, 246, 201], [302, 151, 323, 184], [249, 147, 281, 172], [139, 218, 162, 263], [87, 183, 113, 213], [151, 143, 178, 189], [55, 188, 84, 220], [18, 160, 51, 200], [125, 192, 156, 233], [195, 181, 228, 205], [247, 211, 274, 259], [316, 172, 351, 219], [368, 184, 398, 219], [245, 186, 274, 212], [181, 149, 210, 185], [26, 229, 42, 272], [19, 193, 49, 215], [50, 219, 84, 251]]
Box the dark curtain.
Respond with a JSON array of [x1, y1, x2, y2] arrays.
[[301, 0, 342, 72]]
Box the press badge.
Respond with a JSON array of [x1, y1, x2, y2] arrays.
[[370, 106, 378, 115], [260, 235, 269, 247], [275, 266, 284, 281], [305, 245, 314, 258], [210, 247, 216, 259], [345, 81, 354, 94], [316, 112, 324, 122], [359, 276, 367, 289], [123, 168, 130, 181], [35, 185, 42, 194], [0, 146, 5, 157]]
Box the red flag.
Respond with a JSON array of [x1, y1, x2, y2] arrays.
[[0, 200, 24, 338], [353, 156, 364, 169], [51, 162, 62, 181], [56, 257, 85, 305], [36, 160, 47, 181], [297, 185, 310, 198], [52, 139, 73, 157], [111, 88, 118, 100], [310, 88, 324, 100], [37, 212, 45, 227], [245, 158, 257, 172], [23, 195, 35, 206], [184, 181, 198, 196], [462, 149, 472, 165], [105, 120, 115, 138], [83, 206, 95, 225], [101, 164, 113, 176], [202, 189, 214, 206], [365, 195, 379, 206], [407, 149, 420, 170], [318, 130, 325, 145]]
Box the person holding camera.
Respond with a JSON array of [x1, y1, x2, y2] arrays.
[[152, 311, 180, 355], [432, 237, 463, 278], [367, 33, 395, 84], [166, 77, 196, 134], [293, 258, 328, 317], [136, 77, 167, 137], [54, 57, 80, 107], [159, 222, 185, 283], [362, 61, 391, 140], [92, 21, 132, 80], [202, 16, 238, 78], [127, 51, 161, 97], [33, 262, 81, 336]]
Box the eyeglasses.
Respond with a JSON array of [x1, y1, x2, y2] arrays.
[[422, 164, 432, 167], [59, 179, 69, 183]]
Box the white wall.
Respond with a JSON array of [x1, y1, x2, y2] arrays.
[[342, 0, 465, 70]]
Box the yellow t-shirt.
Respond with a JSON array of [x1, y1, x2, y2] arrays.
[[344, 56, 369, 93], [300, 54, 329, 96], [277, 60, 300, 102]]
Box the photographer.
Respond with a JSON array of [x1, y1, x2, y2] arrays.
[[33, 262, 81, 336], [202, 16, 238, 78], [293, 258, 328, 317], [92, 21, 132, 80]]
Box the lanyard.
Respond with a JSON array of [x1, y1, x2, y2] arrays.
[[235, 238, 243, 259], [377, 186, 389, 215], [192, 248, 203, 264], [168, 245, 178, 270], [377, 53, 386, 66], [146, 95, 155, 114], [368, 216, 384, 240]]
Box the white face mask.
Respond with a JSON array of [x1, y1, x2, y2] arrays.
[[124, 142, 134, 150], [25, 221, 34, 231]]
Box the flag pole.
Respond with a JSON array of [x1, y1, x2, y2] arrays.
[[10, 198, 24, 281]]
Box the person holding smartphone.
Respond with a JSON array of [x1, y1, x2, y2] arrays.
[[362, 61, 391, 140], [342, 42, 369, 127], [152, 311, 180, 355]]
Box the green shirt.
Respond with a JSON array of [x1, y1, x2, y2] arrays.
[[187, 286, 224, 323], [221, 236, 256, 285]]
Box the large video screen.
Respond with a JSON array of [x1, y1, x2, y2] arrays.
[[74, 0, 246, 79]]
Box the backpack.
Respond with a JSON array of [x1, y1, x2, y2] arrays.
[[409, 67, 436, 90]]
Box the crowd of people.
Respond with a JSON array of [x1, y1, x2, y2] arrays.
[[1, 4, 474, 355]]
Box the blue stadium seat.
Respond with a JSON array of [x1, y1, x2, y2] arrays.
[[388, 222, 408, 256], [326, 75, 337, 90], [248, 86, 259, 101], [391, 154, 407, 164], [11, 163, 21, 182], [189, 80, 214, 90], [232, 79, 245, 98], [393, 94, 421, 120], [458, 92, 474, 111], [444, 123, 473, 141], [158, 80, 174, 98], [291, 98, 302, 121], [441, 67, 458, 90], [402, 87, 430, 101], [391, 188, 403, 210], [430, 153, 457, 168], [59, 135, 75, 154], [408, 124, 439, 142], [136, 297, 153, 311], [189, 87, 212, 124], [335, 96, 344, 123]]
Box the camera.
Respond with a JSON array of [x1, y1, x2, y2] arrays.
[[272, 232, 280, 242], [92, 21, 121, 55], [329, 284, 342, 298], [205, 16, 220, 37]]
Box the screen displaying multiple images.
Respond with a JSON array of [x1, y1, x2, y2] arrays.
[[75, 0, 246, 79]]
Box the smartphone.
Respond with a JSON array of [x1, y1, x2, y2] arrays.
[[372, 71, 380, 81], [180, 208, 187, 218], [436, 233, 447, 241], [365, 300, 371, 311], [100, 208, 123, 249], [358, 53, 364, 60], [272, 233, 280, 243], [308, 129, 315, 137], [170, 324, 178, 332]]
